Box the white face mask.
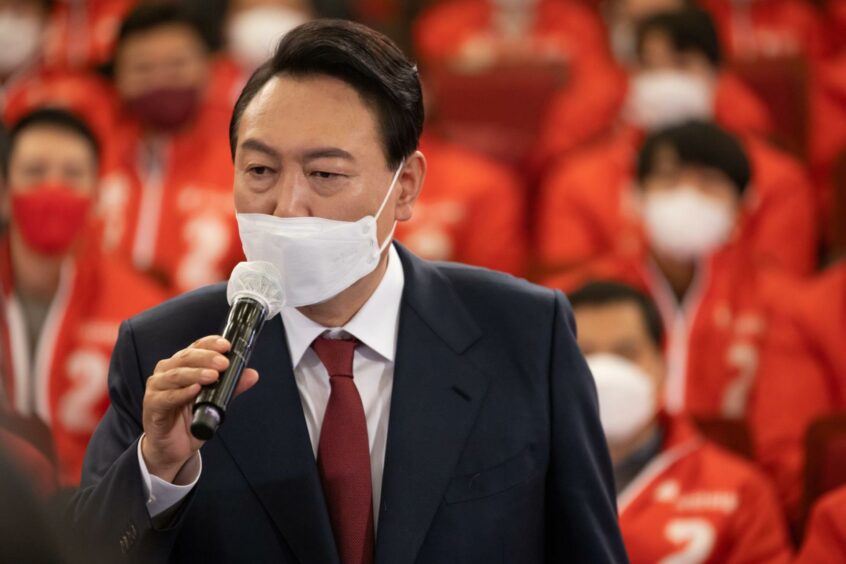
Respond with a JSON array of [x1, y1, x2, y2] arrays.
[[625, 70, 715, 132], [226, 7, 308, 72], [236, 163, 403, 308], [587, 353, 657, 447], [642, 186, 735, 262], [0, 11, 43, 75]]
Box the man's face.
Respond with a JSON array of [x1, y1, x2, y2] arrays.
[[3, 125, 97, 220], [115, 24, 210, 100], [642, 144, 740, 213], [232, 74, 420, 244], [7, 126, 97, 195], [637, 29, 716, 84], [574, 301, 665, 392]]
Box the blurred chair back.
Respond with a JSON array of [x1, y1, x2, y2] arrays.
[[427, 59, 567, 168], [692, 416, 753, 459], [733, 55, 809, 158], [804, 412, 846, 523], [826, 149, 846, 264]]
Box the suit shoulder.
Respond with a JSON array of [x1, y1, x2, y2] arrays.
[[433, 261, 561, 314], [128, 282, 229, 336]]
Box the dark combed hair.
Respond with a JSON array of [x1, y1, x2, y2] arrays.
[[636, 120, 751, 195], [3, 108, 100, 178], [637, 8, 722, 67], [115, 3, 210, 52], [229, 19, 424, 169], [569, 281, 665, 348]]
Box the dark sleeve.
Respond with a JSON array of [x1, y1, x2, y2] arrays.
[[66, 320, 194, 563], [545, 291, 629, 563]]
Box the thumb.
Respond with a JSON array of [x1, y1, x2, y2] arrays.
[[232, 368, 260, 399]]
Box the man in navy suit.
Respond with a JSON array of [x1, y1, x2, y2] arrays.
[[70, 19, 628, 564]]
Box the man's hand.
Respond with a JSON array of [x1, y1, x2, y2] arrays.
[[141, 335, 259, 483]]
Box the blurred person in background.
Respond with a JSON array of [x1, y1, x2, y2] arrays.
[[413, 0, 614, 174], [545, 121, 830, 523], [0, 107, 165, 486], [0, 0, 53, 90], [98, 3, 244, 295], [0, 0, 119, 145], [225, 0, 312, 75], [207, 0, 314, 109], [413, 0, 607, 70], [393, 129, 527, 275], [571, 280, 792, 563], [532, 0, 775, 169], [536, 8, 818, 277], [796, 485, 846, 563]]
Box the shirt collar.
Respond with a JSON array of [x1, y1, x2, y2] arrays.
[[280, 243, 405, 368]]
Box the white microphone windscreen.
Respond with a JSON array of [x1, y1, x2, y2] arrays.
[[226, 261, 285, 319]]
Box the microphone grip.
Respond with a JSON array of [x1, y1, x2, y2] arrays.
[[190, 297, 268, 440]]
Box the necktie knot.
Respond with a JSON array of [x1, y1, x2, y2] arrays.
[[312, 335, 359, 379]]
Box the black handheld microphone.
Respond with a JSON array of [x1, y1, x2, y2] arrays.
[[190, 261, 284, 440]]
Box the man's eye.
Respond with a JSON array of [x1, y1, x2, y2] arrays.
[[247, 166, 272, 176], [311, 171, 342, 180]]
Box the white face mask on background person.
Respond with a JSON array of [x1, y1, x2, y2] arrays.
[[642, 185, 735, 262], [0, 11, 43, 75], [236, 163, 404, 308], [226, 7, 308, 72], [625, 70, 715, 132], [587, 353, 658, 447]]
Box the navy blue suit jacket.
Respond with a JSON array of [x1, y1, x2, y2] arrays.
[[70, 244, 628, 563]]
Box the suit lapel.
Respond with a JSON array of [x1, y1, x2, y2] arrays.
[[375, 246, 488, 564], [216, 316, 339, 564]]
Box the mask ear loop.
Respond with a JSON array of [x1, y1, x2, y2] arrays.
[[375, 160, 405, 252]]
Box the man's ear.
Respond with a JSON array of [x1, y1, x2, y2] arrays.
[[394, 150, 426, 223]]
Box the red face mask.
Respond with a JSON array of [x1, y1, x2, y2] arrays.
[[11, 183, 92, 256], [126, 87, 201, 131]]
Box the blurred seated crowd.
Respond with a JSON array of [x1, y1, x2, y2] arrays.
[[1, 0, 846, 561]]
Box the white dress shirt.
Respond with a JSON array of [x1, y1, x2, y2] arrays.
[[138, 244, 405, 523]]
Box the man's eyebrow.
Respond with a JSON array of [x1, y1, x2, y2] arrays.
[[239, 139, 281, 160], [302, 147, 356, 162]]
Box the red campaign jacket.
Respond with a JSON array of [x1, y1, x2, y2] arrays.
[[0, 239, 166, 485], [545, 244, 829, 523], [42, 0, 136, 70], [699, 0, 832, 61], [536, 126, 819, 276], [394, 133, 528, 275], [97, 91, 244, 296], [808, 53, 846, 227], [796, 486, 846, 563], [620, 417, 792, 564]]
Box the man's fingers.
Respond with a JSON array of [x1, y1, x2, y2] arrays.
[[156, 348, 230, 374], [232, 369, 260, 399], [191, 335, 230, 352], [149, 384, 202, 410], [148, 368, 219, 391]]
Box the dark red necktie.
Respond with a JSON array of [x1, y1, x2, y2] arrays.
[[312, 335, 375, 564]]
